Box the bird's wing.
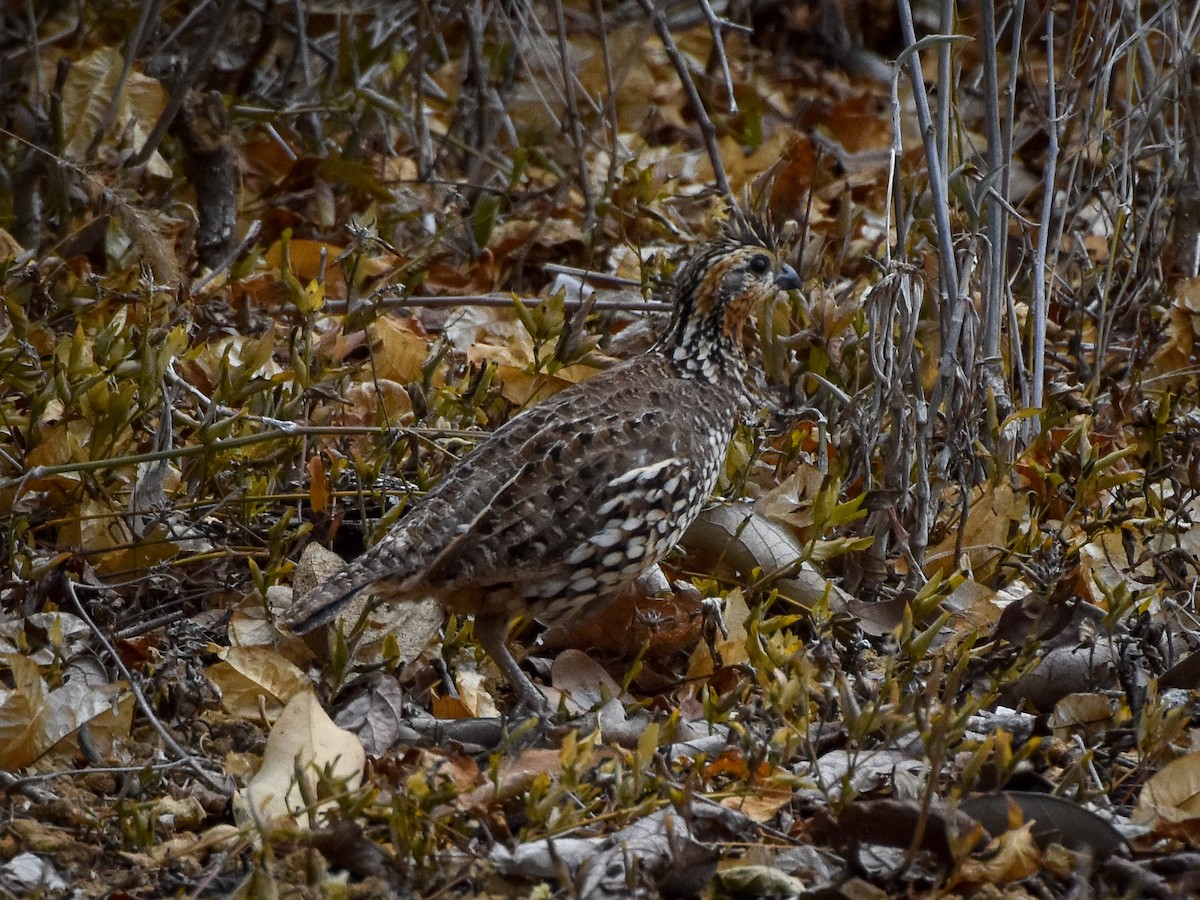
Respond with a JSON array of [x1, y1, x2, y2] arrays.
[[417, 372, 725, 597]]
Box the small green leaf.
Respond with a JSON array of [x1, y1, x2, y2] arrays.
[[471, 194, 501, 248]]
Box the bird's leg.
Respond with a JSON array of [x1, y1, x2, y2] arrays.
[[473, 614, 550, 718]]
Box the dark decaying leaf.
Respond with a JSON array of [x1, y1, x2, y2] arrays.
[[333, 673, 407, 758], [1159, 646, 1200, 690], [306, 820, 398, 881], [813, 798, 986, 864], [959, 791, 1128, 858]]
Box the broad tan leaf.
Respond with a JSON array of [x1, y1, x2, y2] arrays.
[[287, 544, 445, 669], [0, 654, 127, 769], [1135, 752, 1200, 826], [720, 787, 792, 822], [206, 646, 308, 720], [550, 648, 626, 713], [58, 46, 170, 176], [236, 691, 365, 828], [368, 315, 434, 385], [926, 482, 1019, 579]]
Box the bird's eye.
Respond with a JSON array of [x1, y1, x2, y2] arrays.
[[748, 254, 770, 275]]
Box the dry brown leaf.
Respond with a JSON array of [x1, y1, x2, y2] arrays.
[[180, 332, 285, 395], [287, 543, 444, 669], [754, 463, 827, 530], [0, 226, 27, 258], [0, 655, 129, 770], [334, 674, 406, 757], [720, 787, 792, 823], [430, 693, 475, 720], [488, 362, 595, 407], [926, 482, 1019, 579], [57, 46, 169, 177], [1079, 528, 1157, 602], [717, 587, 753, 664], [422, 256, 496, 294], [1135, 752, 1200, 827], [550, 648, 626, 713], [0, 613, 92, 665], [331, 379, 414, 428], [1004, 642, 1119, 712], [117, 833, 207, 872], [452, 668, 501, 718], [683, 503, 854, 614], [1148, 277, 1200, 381], [1047, 693, 1121, 742], [308, 454, 329, 514], [265, 238, 342, 283], [953, 821, 1041, 886], [292, 542, 347, 596], [206, 646, 309, 720], [942, 578, 1003, 631], [486, 216, 583, 265], [460, 748, 564, 811], [368, 315, 435, 385], [227, 610, 282, 654], [262, 239, 391, 299]]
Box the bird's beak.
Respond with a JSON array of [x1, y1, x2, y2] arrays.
[[775, 264, 801, 290]]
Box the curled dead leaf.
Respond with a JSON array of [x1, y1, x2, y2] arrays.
[[683, 502, 853, 613]]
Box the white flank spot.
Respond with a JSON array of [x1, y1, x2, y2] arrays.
[[592, 529, 624, 549], [534, 578, 569, 597], [597, 496, 625, 517], [607, 458, 684, 489], [566, 545, 593, 565]]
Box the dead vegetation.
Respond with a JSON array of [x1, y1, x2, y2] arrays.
[[3, 0, 1200, 896]]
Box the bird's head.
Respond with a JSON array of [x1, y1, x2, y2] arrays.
[[656, 219, 801, 380]]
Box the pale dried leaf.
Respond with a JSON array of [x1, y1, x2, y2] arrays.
[[236, 691, 365, 828], [550, 648, 627, 712], [1136, 752, 1200, 826]]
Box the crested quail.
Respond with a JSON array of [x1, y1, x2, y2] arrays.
[[285, 221, 801, 713]]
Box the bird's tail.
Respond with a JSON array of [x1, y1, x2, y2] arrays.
[[283, 538, 413, 634]]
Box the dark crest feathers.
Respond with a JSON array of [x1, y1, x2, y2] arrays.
[[720, 207, 779, 252]]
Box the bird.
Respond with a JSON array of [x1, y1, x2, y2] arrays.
[[285, 218, 801, 714]]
